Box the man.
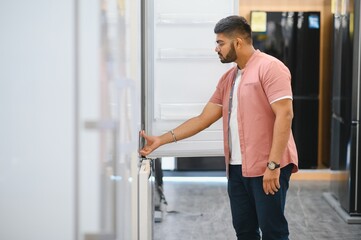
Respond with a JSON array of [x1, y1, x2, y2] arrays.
[[140, 15, 298, 240]]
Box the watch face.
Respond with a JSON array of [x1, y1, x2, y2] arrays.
[[268, 162, 275, 169]]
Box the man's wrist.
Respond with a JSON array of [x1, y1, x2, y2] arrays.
[[169, 130, 177, 143], [267, 161, 280, 170]]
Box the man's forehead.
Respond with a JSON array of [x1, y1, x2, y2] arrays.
[[215, 33, 229, 41]]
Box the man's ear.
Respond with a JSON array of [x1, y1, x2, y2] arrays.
[[235, 37, 243, 48]]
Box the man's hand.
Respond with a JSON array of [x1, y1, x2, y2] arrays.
[[263, 168, 281, 195], [139, 130, 161, 156]]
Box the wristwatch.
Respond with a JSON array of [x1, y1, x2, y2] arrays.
[[267, 161, 281, 170]]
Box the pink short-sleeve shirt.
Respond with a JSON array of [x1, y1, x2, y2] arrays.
[[209, 50, 298, 177]]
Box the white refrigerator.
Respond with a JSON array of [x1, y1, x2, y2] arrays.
[[139, 0, 238, 238]]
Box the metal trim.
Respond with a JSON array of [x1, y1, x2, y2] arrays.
[[352, 0, 361, 213], [74, 0, 80, 239], [141, 0, 155, 136]]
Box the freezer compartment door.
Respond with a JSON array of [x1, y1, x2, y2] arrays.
[[138, 159, 153, 240], [339, 124, 361, 215]]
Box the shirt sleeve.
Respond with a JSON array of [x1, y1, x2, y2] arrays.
[[261, 60, 293, 104], [270, 95, 293, 104], [209, 83, 223, 106]]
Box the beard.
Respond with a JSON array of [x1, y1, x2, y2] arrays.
[[218, 44, 237, 63]]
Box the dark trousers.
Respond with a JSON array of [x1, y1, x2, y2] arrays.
[[227, 164, 293, 240]]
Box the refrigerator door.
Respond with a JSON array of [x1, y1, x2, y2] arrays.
[[344, 0, 361, 215], [143, 0, 238, 158], [330, 12, 353, 171], [293, 12, 320, 169], [341, 124, 361, 215], [83, 0, 142, 239], [330, 13, 344, 170]]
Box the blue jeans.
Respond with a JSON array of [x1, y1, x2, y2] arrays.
[[227, 164, 293, 240]]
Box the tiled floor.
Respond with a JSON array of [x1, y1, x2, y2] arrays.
[[154, 175, 361, 240]]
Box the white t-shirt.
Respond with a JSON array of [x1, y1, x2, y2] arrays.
[[229, 70, 242, 165]]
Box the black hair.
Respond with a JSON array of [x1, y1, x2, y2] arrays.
[[214, 15, 252, 42]]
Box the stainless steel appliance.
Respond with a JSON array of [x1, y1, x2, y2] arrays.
[[328, 0, 361, 220]]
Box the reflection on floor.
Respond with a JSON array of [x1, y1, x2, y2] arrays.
[[154, 173, 361, 240]]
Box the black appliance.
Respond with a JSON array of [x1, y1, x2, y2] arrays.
[[251, 11, 321, 169], [330, 0, 361, 216]]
